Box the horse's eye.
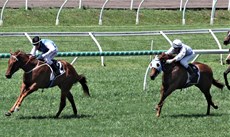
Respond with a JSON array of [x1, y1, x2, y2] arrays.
[[156, 63, 160, 67]]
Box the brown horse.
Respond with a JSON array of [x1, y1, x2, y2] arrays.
[[5, 50, 90, 118], [149, 53, 224, 117], [223, 30, 230, 90]]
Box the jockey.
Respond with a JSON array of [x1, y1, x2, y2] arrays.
[[30, 36, 60, 76], [164, 39, 197, 82]]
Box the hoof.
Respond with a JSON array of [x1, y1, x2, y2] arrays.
[[214, 105, 218, 109], [5, 112, 12, 116], [14, 107, 20, 112], [156, 113, 160, 117], [227, 86, 230, 90]]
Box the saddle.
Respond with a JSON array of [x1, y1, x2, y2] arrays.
[[47, 60, 65, 87], [186, 64, 200, 85], [50, 60, 65, 78]]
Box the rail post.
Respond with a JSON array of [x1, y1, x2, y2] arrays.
[[55, 0, 69, 25], [99, 0, 109, 25], [135, 0, 145, 25], [210, 0, 218, 25], [0, 0, 10, 26]]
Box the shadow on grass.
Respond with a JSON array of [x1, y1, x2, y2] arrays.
[[167, 113, 226, 118], [18, 114, 93, 120]]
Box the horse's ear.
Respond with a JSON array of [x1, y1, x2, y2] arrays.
[[16, 50, 22, 56]]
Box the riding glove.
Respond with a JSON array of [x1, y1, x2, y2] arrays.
[[166, 59, 175, 64], [37, 54, 43, 60]]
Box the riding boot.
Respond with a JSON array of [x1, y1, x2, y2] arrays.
[[50, 63, 60, 76], [186, 65, 197, 82]]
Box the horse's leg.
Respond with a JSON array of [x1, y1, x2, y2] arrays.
[[55, 91, 67, 118], [223, 66, 230, 90], [156, 85, 175, 117], [6, 83, 38, 116], [6, 83, 27, 116], [66, 91, 77, 115], [204, 91, 218, 115], [198, 87, 218, 115]]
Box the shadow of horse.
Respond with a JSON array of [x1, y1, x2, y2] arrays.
[[18, 114, 93, 120], [168, 113, 224, 118]]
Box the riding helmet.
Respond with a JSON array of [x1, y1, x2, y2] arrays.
[[32, 36, 41, 45], [172, 39, 182, 48]]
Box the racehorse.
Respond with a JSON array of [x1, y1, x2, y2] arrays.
[[223, 30, 230, 90], [149, 53, 224, 117], [5, 50, 90, 118]]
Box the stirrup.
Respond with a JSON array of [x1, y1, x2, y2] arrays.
[[189, 75, 197, 83], [54, 71, 60, 76]]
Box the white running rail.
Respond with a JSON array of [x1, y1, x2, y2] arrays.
[[135, 0, 145, 25], [99, 0, 109, 25], [56, 0, 69, 25]]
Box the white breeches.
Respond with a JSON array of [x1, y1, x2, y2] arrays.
[[179, 54, 195, 68], [43, 49, 58, 65]]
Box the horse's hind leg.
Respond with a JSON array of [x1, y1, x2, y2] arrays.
[[200, 88, 218, 115], [55, 91, 67, 118], [223, 66, 230, 90], [66, 91, 77, 115]]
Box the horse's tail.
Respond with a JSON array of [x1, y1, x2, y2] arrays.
[[212, 78, 225, 90], [78, 75, 90, 97]]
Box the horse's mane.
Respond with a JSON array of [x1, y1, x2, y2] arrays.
[[13, 50, 28, 56], [12, 50, 39, 63], [158, 53, 175, 60], [13, 50, 36, 58], [158, 53, 181, 71]]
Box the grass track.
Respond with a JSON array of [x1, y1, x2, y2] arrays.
[[0, 8, 230, 137]]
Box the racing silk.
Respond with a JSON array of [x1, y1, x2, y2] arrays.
[[30, 39, 58, 57], [165, 43, 194, 61]]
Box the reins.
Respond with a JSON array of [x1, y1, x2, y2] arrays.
[[25, 63, 48, 74]]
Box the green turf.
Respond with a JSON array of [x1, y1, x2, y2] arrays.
[[0, 8, 230, 137]]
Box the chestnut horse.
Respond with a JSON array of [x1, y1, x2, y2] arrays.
[[149, 53, 224, 117], [5, 50, 90, 118], [223, 30, 230, 90]]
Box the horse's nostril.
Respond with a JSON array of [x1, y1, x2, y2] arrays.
[[5, 75, 12, 79], [150, 76, 155, 80]]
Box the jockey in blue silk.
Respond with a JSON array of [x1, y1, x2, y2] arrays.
[[164, 39, 197, 82], [30, 36, 60, 76]]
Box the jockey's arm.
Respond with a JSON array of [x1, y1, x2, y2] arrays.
[[41, 42, 56, 58], [30, 46, 37, 56], [165, 47, 174, 54], [174, 47, 186, 61]]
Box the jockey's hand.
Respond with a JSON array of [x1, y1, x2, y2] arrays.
[[166, 59, 175, 64], [36, 54, 43, 60], [29, 55, 34, 59]]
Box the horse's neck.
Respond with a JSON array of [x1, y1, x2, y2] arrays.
[[163, 63, 175, 73], [21, 58, 42, 72]]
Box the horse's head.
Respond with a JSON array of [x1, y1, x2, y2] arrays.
[[149, 56, 162, 80], [224, 31, 230, 45], [149, 53, 175, 80], [5, 50, 27, 79]]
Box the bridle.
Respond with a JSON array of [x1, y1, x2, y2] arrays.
[[10, 54, 47, 74]]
